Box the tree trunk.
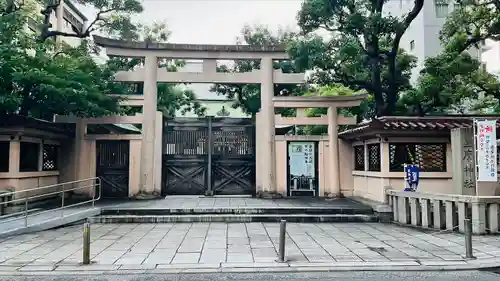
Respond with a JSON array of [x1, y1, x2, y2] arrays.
[[383, 55, 398, 116], [367, 53, 384, 116]]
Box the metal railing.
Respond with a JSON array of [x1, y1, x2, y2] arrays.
[[0, 177, 101, 228]]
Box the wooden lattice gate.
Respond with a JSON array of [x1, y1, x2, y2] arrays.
[[162, 117, 255, 196], [96, 140, 130, 198]]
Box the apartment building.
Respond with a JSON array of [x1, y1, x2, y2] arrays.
[[27, 0, 87, 47], [384, 0, 482, 84], [482, 41, 500, 78]]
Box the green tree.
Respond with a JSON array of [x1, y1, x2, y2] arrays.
[[440, 0, 500, 54], [38, 0, 143, 42], [0, 2, 121, 117], [287, 0, 422, 117], [299, 84, 370, 135], [211, 25, 308, 117], [403, 0, 500, 115], [401, 50, 500, 115]]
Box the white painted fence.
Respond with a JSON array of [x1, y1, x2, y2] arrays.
[[386, 189, 500, 234]]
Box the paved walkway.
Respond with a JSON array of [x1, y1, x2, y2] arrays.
[[1, 197, 373, 239], [1, 222, 500, 274], [105, 197, 371, 210]]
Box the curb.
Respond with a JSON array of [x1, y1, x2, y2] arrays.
[[89, 214, 379, 223], [0, 260, 499, 275]]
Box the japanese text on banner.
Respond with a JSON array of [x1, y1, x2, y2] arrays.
[[476, 120, 498, 182]]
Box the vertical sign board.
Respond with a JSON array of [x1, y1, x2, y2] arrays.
[[288, 142, 315, 177], [475, 120, 498, 182], [451, 127, 476, 195]]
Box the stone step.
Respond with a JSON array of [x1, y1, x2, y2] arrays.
[[100, 207, 374, 216], [88, 213, 380, 223]]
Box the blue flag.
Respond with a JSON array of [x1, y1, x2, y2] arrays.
[[404, 164, 420, 191]]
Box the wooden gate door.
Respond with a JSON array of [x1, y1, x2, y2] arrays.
[[96, 140, 130, 198], [162, 118, 209, 196], [211, 118, 255, 195], [162, 117, 255, 196]]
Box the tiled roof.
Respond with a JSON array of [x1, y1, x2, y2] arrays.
[[339, 116, 500, 138], [0, 114, 75, 136]]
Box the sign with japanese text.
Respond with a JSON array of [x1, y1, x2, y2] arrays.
[[451, 127, 476, 195], [462, 144, 475, 189], [404, 164, 420, 192], [476, 120, 498, 182], [288, 142, 315, 177]]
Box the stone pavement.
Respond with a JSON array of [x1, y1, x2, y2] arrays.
[[1, 222, 500, 275], [103, 196, 371, 210]]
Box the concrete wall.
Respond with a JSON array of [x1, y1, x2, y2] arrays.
[[274, 135, 354, 198], [56, 113, 159, 198], [129, 139, 142, 197], [0, 135, 62, 201], [350, 138, 455, 203], [52, 123, 500, 202], [0, 173, 59, 201], [72, 136, 144, 198], [8, 115, 499, 203], [0, 120, 146, 201]]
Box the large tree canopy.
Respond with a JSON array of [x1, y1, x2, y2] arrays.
[[440, 0, 500, 54], [211, 25, 308, 117], [300, 84, 370, 135], [0, 1, 205, 118], [287, 0, 422, 117], [405, 0, 500, 115], [402, 49, 500, 115], [0, 1, 121, 118]]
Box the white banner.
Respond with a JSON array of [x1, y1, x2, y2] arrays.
[[476, 120, 498, 182]]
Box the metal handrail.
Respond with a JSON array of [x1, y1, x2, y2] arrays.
[[0, 177, 101, 227]]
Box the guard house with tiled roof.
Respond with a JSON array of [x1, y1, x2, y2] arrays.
[[339, 116, 500, 203], [0, 115, 76, 208]]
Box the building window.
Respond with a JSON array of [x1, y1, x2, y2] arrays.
[[0, 142, 9, 172], [367, 144, 381, 171], [389, 143, 447, 172], [19, 142, 40, 172], [434, 0, 449, 18], [42, 144, 59, 171], [63, 9, 84, 33], [354, 145, 365, 171], [410, 40, 415, 51]]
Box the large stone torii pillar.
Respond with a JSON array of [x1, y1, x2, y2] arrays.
[[93, 35, 305, 195]]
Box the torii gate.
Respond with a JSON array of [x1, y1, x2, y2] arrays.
[[92, 35, 365, 197]]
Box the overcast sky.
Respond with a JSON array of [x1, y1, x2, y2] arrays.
[[79, 0, 303, 44], [78, 0, 500, 77]]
